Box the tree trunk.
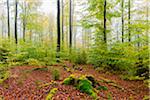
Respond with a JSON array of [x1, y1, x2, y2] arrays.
[[56, 0, 61, 60], [69, 0, 72, 51], [146, 0, 149, 46], [121, 0, 124, 43], [14, 0, 18, 44], [104, 0, 107, 44], [61, 0, 64, 46], [128, 0, 131, 42], [23, 2, 27, 42], [7, 0, 10, 38]]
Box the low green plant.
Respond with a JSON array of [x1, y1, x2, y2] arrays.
[[0, 47, 9, 62], [67, 49, 87, 65], [75, 50, 87, 64], [0, 71, 10, 83], [25, 58, 41, 66], [52, 69, 60, 81]]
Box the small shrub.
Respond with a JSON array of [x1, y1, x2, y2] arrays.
[[0, 71, 10, 83], [0, 47, 9, 62], [75, 51, 87, 64], [52, 69, 60, 81], [68, 49, 87, 65]]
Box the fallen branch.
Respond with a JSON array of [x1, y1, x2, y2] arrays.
[[38, 81, 58, 88]]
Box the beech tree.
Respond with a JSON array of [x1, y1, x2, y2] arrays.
[[121, 0, 124, 43], [103, 0, 107, 44], [7, 0, 10, 38], [61, 0, 64, 45], [14, 0, 18, 44], [56, 0, 61, 60], [69, 0, 72, 51], [128, 0, 131, 42]]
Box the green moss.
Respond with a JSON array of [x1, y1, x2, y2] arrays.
[[63, 74, 99, 99], [97, 86, 108, 90], [46, 88, 58, 100], [77, 79, 92, 94], [63, 74, 76, 85]]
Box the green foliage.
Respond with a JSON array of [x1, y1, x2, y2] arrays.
[[75, 50, 87, 64], [46, 88, 58, 100], [0, 47, 9, 62], [25, 58, 41, 66], [88, 43, 146, 77], [0, 71, 10, 84], [0, 39, 56, 67], [68, 49, 87, 65], [52, 69, 60, 81], [76, 79, 94, 95]]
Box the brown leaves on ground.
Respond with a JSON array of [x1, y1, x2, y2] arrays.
[[0, 62, 149, 100]]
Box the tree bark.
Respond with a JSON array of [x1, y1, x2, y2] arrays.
[[61, 0, 64, 45], [121, 0, 124, 43], [14, 0, 18, 44], [69, 0, 72, 51], [23, 2, 27, 42], [104, 0, 107, 44], [7, 0, 10, 38], [128, 0, 131, 42], [57, 0, 61, 60]]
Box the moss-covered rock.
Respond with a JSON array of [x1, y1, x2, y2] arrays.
[[63, 74, 76, 85], [63, 74, 101, 99]]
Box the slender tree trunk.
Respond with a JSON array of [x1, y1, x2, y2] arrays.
[[2, 20, 4, 38], [82, 28, 85, 49], [57, 0, 61, 60], [128, 0, 131, 42], [74, 30, 76, 48], [104, 0, 107, 43], [7, 0, 10, 38], [23, 2, 27, 42], [121, 0, 124, 43], [69, 0, 72, 51], [14, 0, 18, 44], [66, 15, 68, 49], [1, 14, 4, 38], [146, 1, 149, 46], [61, 0, 64, 46]]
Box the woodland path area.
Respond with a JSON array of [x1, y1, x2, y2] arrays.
[[0, 61, 149, 100]]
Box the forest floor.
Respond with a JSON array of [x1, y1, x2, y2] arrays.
[[0, 61, 149, 100]]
